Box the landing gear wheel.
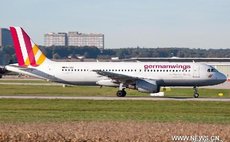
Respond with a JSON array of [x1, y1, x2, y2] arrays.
[[194, 93, 199, 98], [193, 86, 199, 98], [116, 90, 126, 97]]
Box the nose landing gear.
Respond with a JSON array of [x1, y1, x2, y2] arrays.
[[193, 86, 199, 98]]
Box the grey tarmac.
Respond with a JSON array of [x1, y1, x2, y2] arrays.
[[0, 96, 230, 102]]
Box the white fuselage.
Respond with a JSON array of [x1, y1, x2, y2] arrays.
[[5, 61, 227, 87], [7, 26, 227, 96]]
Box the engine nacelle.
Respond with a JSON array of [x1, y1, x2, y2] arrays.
[[0, 66, 7, 78], [136, 79, 160, 93], [0, 67, 7, 74], [96, 79, 119, 87]]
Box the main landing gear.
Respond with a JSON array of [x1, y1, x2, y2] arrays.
[[193, 86, 199, 98], [116, 89, 127, 97], [116, 83, 127, 97]]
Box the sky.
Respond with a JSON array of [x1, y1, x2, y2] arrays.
[[1, 0, 230, 49]]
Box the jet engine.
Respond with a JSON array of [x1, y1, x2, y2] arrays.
[[0, 66, 7, 78], [0, 67, 6, 74], [135, 79, 160, 93]]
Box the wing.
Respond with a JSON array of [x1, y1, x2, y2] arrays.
[[93, 70, 139, 84]]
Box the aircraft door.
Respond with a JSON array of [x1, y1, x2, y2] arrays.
[[193, 64, 200, 78]]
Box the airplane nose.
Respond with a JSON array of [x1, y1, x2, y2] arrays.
[[217, 72, 227, 83]]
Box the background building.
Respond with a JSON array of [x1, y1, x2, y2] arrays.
[[44, 32, 67, 46], [68, 32, 104, 49], [44, 31, 104, 49], [0, 28, 13, 50]]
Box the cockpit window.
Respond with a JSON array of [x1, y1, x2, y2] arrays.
[[207, 68, 217, 72]]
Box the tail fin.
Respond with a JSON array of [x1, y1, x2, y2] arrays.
[[10, 27, 49, 67]]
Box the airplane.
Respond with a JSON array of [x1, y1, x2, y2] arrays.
[[1, 27, 227, 98]]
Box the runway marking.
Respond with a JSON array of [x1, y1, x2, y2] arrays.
[[0, 96, 229, 102]]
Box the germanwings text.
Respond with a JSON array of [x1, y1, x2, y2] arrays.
[[144, 64, 191, 70]]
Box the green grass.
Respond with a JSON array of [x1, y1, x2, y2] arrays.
[[0, 80, 229, 124], [0, 99, 229, 124], [0, 79, 47, 83], [165, 88, 230, 98], [0, 85, 117, 96], [0, 83, 229, 98]]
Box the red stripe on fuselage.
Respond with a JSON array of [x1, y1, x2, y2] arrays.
[[10, 27, 25, 66], [21, 28, 37, 66]]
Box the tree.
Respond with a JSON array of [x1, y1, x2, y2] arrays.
[[53, 53, 61, 59]]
